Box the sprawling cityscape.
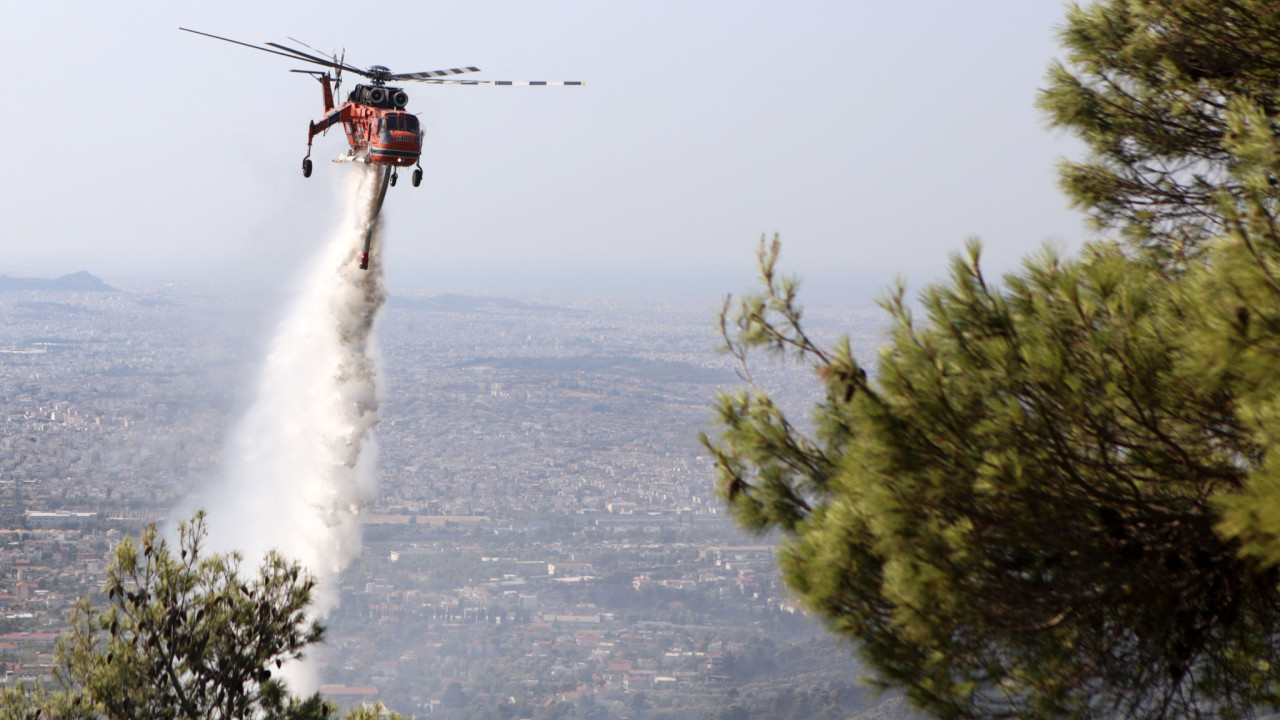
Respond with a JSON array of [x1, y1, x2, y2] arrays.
[[0, 274, 904, 720]]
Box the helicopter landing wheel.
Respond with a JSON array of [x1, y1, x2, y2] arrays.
[[302, 157, 313, 178], [412, 167, 423, 187], [390, 171, 398, 187]]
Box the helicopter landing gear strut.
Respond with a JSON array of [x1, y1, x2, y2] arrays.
[[390, 171, 398, 187], [412, 164, 423, 187], [302, 135, 314, 178]]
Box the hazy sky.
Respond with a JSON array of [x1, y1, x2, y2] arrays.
[[1, 1, 1088, 301]]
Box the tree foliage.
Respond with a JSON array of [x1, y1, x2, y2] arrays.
[[705, 3, 1280, 718], [1040, 0, 1280, 262], [64, 513, 324, 719], [706, 235, 1280, 719], [0, 512, 403, 720]]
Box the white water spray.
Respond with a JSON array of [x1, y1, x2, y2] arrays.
[[180, 165, 390, 691]]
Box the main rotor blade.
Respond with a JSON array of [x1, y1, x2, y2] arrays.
[[265, 42, 366, 76], [415, 79, 584, 86], [390, 67, 481, 81], [179, 28, 337, 67], [284, 37, 351, 86], [286, 36, 334, 58]]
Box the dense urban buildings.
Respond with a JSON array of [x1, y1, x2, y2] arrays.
[[0, 276, 900, 719]]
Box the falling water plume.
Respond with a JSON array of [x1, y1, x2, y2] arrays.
[[178, 164, 391, 691]]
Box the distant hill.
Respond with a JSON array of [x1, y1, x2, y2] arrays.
[[0, 272, 117, 292]]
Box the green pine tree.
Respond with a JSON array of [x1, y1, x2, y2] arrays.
[[705, 235, 1280, 720], [703, 2, 1280, 717], [0, 512, 405, 720], [1040, 0, 1280, 264]]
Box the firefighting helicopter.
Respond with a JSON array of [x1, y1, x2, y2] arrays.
[[179, 27, 582, 268]]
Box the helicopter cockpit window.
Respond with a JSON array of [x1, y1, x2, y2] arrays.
[[382, 114, 418, 134]]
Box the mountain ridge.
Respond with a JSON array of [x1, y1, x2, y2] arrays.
[[0, 272, 117, 292]]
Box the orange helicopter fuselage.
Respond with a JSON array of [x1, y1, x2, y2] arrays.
[[307, 74, 422, 167]]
